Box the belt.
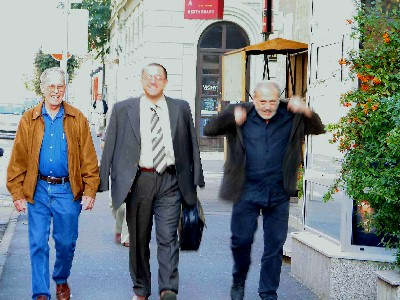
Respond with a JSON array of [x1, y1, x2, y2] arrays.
[[38, 174, 70, 184], [139, 165, 176, 175], [139, 167, 156, 173]]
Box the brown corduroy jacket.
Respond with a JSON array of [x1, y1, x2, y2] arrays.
[[6, 101, 100, 203]]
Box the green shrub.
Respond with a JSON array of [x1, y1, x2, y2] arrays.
[[325, 1, 400, 267], [33, 50, 80, 97]]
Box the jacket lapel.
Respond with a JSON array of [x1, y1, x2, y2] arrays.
[[289, 114, 302, 142], [237, 103, 254, 149], [165, 97, 178, 140], [237, 127, 244, 148], [127, 98, 141, 144]]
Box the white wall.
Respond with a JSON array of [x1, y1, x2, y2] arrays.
[[106, 0, 265, 114], [69, 57, 92, 119]]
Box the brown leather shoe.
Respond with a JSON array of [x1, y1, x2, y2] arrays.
[[56, 283, 70, 300], [36, 296, 48, 300]]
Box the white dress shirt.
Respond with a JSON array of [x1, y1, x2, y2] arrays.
[[139, 95, 175, 168]]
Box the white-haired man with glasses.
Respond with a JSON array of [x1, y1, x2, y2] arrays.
[[7, 67, 99, 300]]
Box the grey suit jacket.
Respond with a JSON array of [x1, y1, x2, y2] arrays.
[[99, 96, 205, 209]]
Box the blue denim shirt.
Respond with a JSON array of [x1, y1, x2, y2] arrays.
[[242, 105, 294, 206], [38, 105, 69, 177]]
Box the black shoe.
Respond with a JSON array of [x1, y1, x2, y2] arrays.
[[231, 283, 245, 300], [160, 290, 177, 300], [259, 293, 277, 300]]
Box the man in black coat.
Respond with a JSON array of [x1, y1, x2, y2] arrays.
[[99, 63, 204, 300], [204, 80, 325, 300]]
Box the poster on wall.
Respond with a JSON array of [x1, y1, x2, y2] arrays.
[[184, 0, 224, 19], [201, 97, 218, 115]]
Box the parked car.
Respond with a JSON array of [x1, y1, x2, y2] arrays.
[[0, 103, 25, 139]]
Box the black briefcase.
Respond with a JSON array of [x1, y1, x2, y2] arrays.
[[179, 199, 205, 251]]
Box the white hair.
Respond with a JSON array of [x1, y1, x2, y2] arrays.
[[40, 67, 65, 93], [254, 80, 281, 97]]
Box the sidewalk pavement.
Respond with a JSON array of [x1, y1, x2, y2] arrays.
[[198, 153, 303, 258], [0, 195, 17, 280], [0, 152, 303, 280]]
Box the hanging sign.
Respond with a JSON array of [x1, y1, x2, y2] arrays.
[[263, 0, 273, 33], [184, 0, 224, 20]]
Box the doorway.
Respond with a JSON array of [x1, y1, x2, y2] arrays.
[[196, 22, 249, 151]]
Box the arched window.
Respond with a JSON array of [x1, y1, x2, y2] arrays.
[[199, 22, 249, 50]]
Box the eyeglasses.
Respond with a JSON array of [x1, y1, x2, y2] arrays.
[[142, 73, 166, 82], [258, 98, 279, 105], [47, 84, 65, 92]]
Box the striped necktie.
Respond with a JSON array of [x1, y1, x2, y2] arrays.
[[151, 106, 167, 174]]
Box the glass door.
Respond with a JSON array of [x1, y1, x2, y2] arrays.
[[196, 22, 250, 151], [198, 52, 223, 151]]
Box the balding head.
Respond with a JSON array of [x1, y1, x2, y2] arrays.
[[254, 80, 281, 97], [253, 80, 281, 120], [141, 63, 168, 102]]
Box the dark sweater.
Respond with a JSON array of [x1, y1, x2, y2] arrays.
[[204, 102, 325, 203], [242, 105, 294, 205]]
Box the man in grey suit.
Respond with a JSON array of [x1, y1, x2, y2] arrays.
[[99, 63, 205, 300]]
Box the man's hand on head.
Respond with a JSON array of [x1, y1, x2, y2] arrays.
[[287, 96, 312, 118], [14, 199, 27, 213], [234, 106, 247, 126], [82, 196, 95, 210]]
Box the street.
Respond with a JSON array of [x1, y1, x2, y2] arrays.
[[0, 133, 318, 300]]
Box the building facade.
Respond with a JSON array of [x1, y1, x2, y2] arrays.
[[105, 0, 271, 151], [276, 1, 399, 298]]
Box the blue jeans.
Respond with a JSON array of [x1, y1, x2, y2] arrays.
[[231, 188, 289, 300], [28, 179, 81, 299]]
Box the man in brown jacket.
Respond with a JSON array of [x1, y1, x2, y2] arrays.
[[7, 67, 99, 300]]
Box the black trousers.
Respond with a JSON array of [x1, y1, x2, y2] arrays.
[[231, 191, 289, 300], [126, 170, 182, 298]]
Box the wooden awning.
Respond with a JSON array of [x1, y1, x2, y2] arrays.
[[226, 38, 308, 56]]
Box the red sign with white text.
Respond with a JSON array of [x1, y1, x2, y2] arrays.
[[263, 0, 273, 33], [184, 0, 224, 19]]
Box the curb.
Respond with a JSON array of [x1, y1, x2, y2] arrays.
[[0, 210, 19, 280], [288, 214, 303, 231]]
